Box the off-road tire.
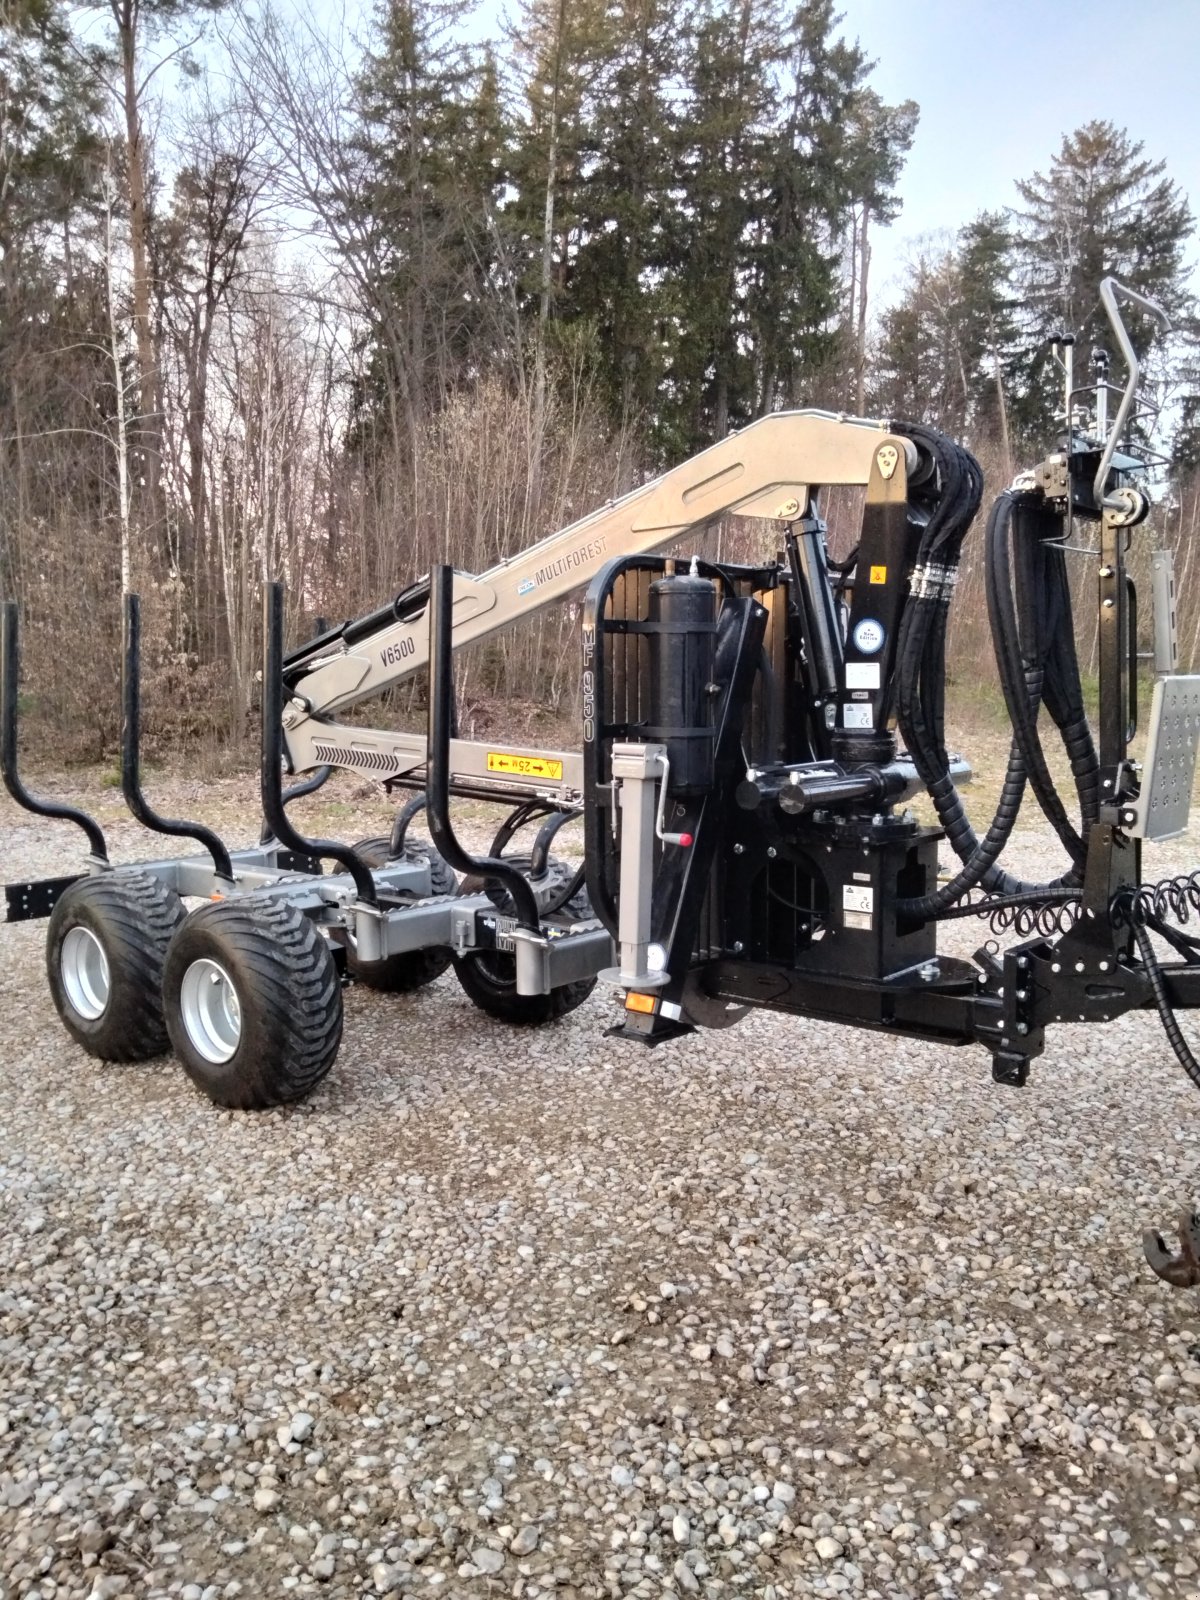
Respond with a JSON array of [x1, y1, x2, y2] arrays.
[[163, 897, 342, 1110], [336, 836, 457, 992], [46, 870, 185, 1061], [452, 861, 596, 1026]]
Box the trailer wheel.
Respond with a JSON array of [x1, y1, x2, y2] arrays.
[[163, 898, 342, 1109], [452, 863, 596, 1026], [335, 836, 457, 992], [46, 870, 185, 1061]]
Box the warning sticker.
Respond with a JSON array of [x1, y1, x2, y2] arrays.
[[869, 565, 888, 584], [487, 752, 564, 781]]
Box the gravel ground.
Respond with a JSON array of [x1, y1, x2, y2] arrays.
[[2, 775, 1200, 1600]]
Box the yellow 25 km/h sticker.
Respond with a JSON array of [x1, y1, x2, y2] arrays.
[[487, 752, 564, 781]]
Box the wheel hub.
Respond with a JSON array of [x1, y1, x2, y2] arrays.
[[60, 926, 111, 1021], [180, 957, 242, 1064]]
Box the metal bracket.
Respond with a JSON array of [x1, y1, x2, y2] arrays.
[[5, 873, 84, 923], [607, 742, 669, 989], [1128, 675, 1200, 840], [1151, 550, 1178, 675]]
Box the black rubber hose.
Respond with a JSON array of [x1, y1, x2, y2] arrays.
[[986, 495, 1085, 866], [1135, 921, 1200, 1094], [897, 485, 1080, 915], [897, 494, 1029, 905]]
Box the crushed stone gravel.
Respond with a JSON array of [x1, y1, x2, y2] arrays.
[[2, 778, 1199, 1599]]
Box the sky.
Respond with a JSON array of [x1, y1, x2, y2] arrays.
[[832, 0, 1200, 304]]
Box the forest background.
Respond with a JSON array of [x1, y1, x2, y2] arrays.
[[4, 0, 1200, 757]]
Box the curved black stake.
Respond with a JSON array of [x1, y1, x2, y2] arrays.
[[260, 763, 334, 844], [488, 799, 548, 860], [530, 809, 575, 876], [282, 764, 333, 807], [425, 566, 540, 930], [388, 791, 429, 859], [122, 594, 234, 881], [259, 581, 377, 906], [1, 600, 109, 861], [259, 613, 334, 842]]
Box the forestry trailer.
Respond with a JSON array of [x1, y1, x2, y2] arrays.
[[3, 277, 1199, 1290]]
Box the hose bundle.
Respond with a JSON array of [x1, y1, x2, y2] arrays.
[[1112, 875, 1200, 1094], [890, 423, 1099, 921], [879, 423, 1200, 1095]]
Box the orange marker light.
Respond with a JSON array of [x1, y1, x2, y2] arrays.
[[625, 991, 657, 1015]]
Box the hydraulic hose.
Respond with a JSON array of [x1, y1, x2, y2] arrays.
[[892, 452, 1094, 920], [985, 493, 1087, 867], [1134, 921, 1200, 1094]]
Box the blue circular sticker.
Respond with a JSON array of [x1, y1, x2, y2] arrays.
[[853, 618, 885, 655]]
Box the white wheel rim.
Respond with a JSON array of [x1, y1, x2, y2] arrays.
[[180, 958, 242, 1064], [61, 926, 110, 1021]]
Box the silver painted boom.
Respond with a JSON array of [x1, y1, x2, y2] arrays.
[[282, 409, 915, 792]]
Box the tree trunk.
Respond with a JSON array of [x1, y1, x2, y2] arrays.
[[855, 207, 870, 414], [530, 17, 565, 527], [114, 0, 162, 532], [104, 161, 132, 594]]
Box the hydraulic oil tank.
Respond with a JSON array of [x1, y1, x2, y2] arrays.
[[648, 564, 717, 794]]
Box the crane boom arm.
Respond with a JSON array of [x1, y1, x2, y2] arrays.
[[280, 410, 916, 788]]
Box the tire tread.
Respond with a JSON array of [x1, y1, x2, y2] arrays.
[[46, 870, 186, 1061], [164, 896, 342, 1109]]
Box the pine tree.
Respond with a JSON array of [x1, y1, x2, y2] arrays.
[[870, 212, 1019, 453], [0, 0, 106, 264], [0, 0, 111, 579], [839, 85, 918, 410], [663, 0, 782, 453], [956, 211, 1020, 460], [565, 0, 678, 435], [351, 0, 505, 439], [871, 244, 972, 433], [661, 0, 915, 454], [1010, 120, 1195, 443], [502, 0, 610, 509]]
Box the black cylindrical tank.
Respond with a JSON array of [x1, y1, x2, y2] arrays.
[[648, 566, 717, 794]]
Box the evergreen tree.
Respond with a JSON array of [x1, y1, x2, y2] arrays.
[[1010, 120, 1195, 444], [0, 0, 111, 571], [839, 85, 918, 409], [871, 212, 1019, 452], [871, 243, 972, 433], [350, 0, 507, 439], [565, 0, 678, 434], [0, 0, 106, 265], [956, 211, 1021, 456], [502, 0, 611, 343], [660, 0, 915, 456], [663, 0, 780, 453]]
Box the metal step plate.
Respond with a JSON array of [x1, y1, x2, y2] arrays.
[[1131, 674, 1200, 841]]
